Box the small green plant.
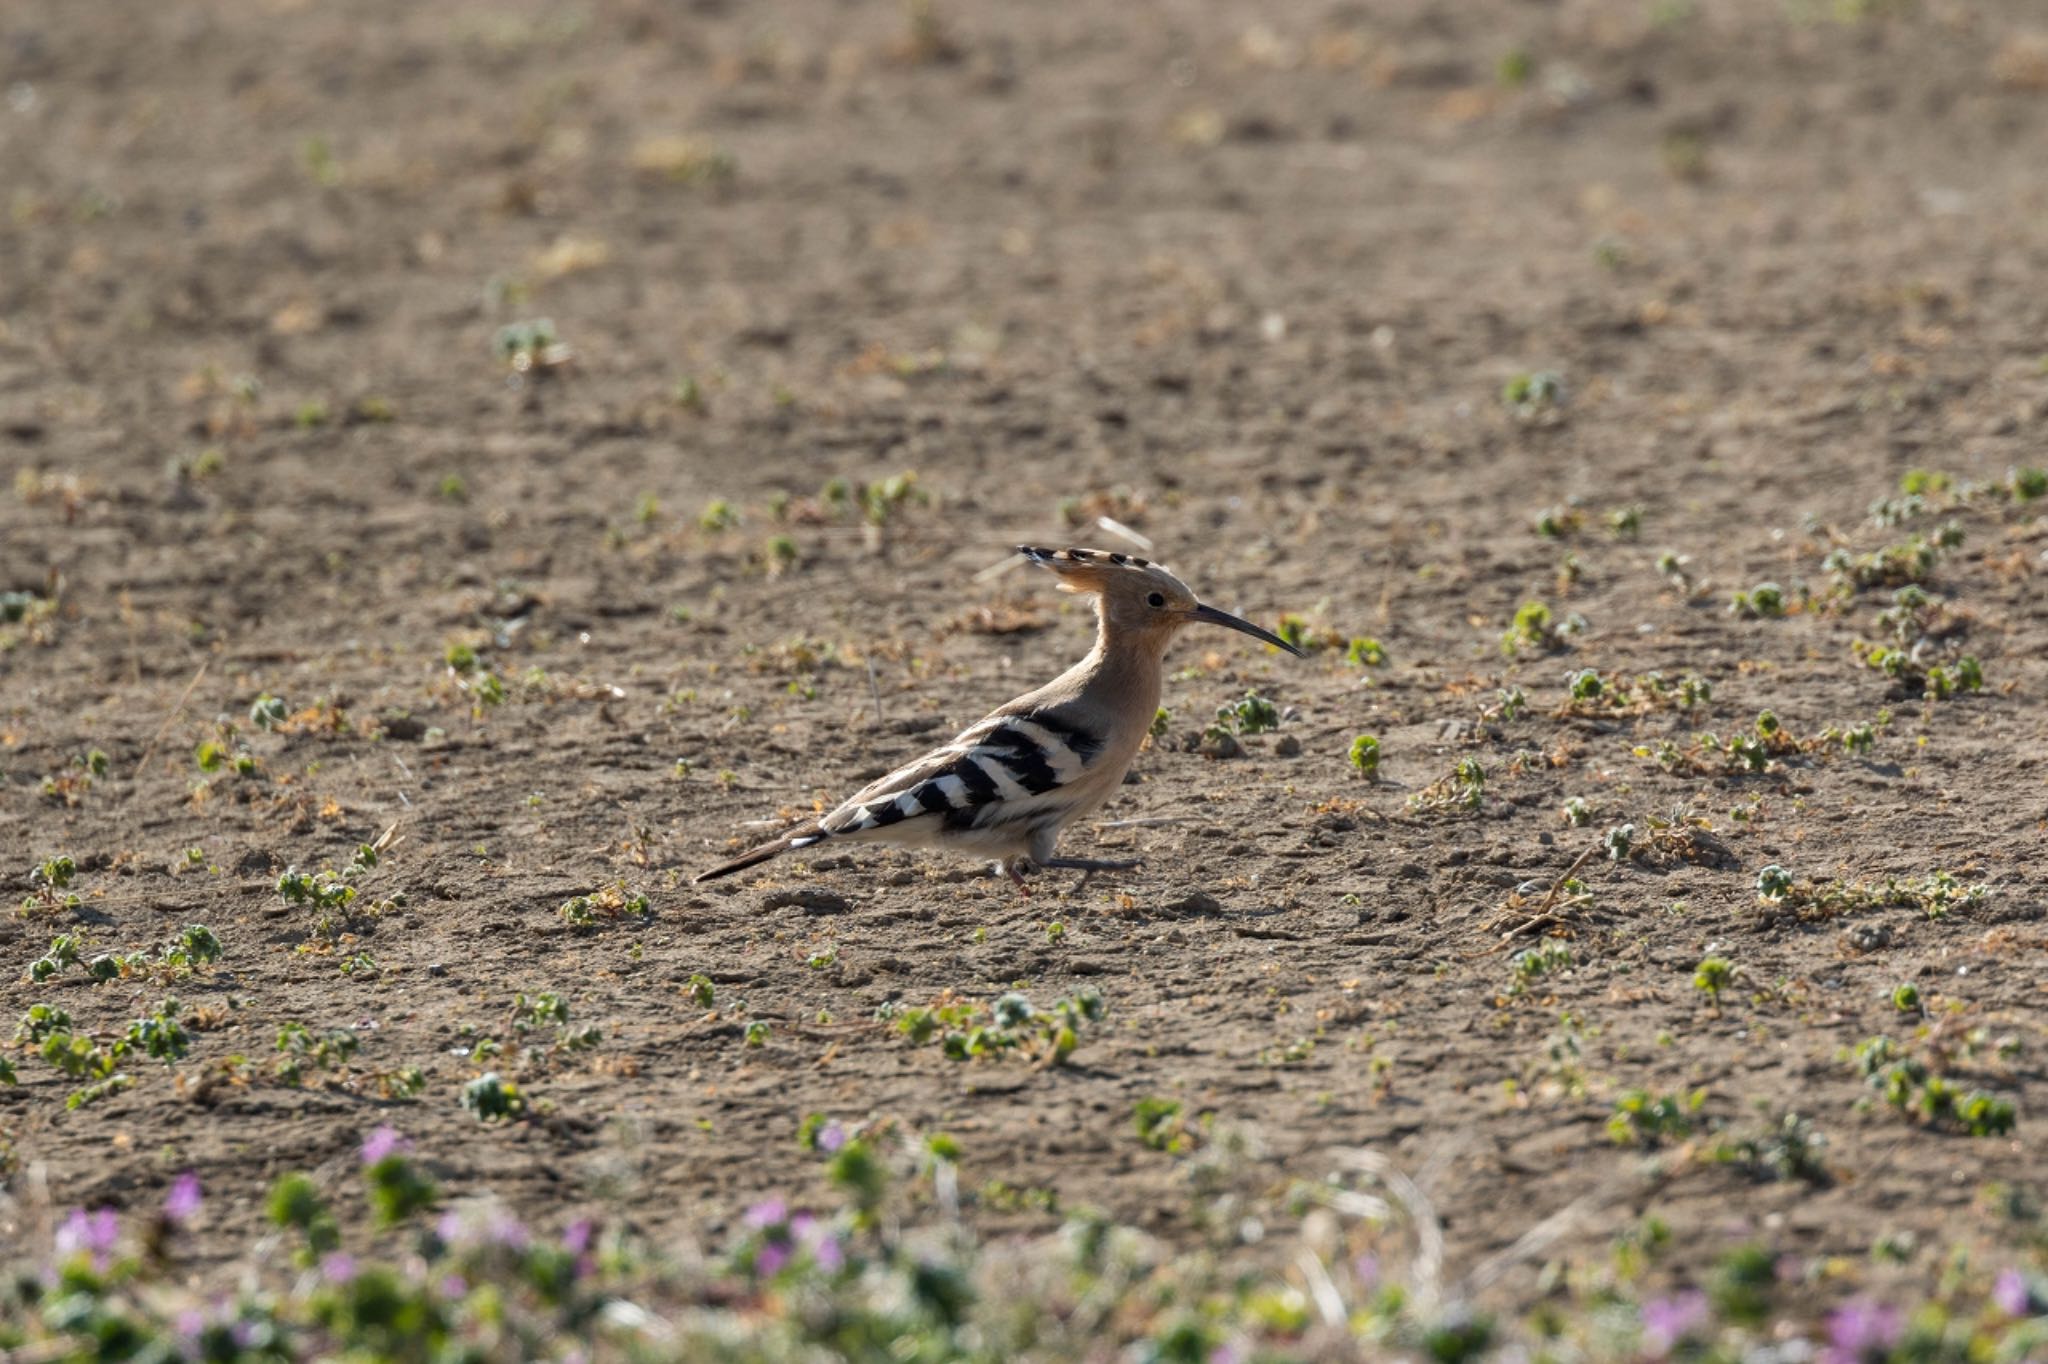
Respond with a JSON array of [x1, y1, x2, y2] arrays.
[[1347, 734, 1380, 780], [1608, 1089, 1704, 1146], [364, 1134, 439, 1228], [1502, 371, 1565, 415], [1562, 797, 1591, 827], [15, 1003, 75, 1043], [268, 1172, 341, 1259], [21, 855, 82, 917], [29, 933, 83, 981], [495, 318, 570, 375], [1408, 758, 1484, 814], [277, 867, 355, 910], [1345, 636, 1387, 667], [1712, 1112, 1830, 1185], [699, 499, 740, 532], [1602, 824, 1635, 862], [764, 534, 800, 574], [558, 883, 652, 927], [686, 974, 715, 1008], [38, 1019, 131, 1108], [1753, 869, 1985, 922], [887, 988, 1105, 1068], [1499, 600, 1581, 656], [858, 472, 925, 526], [1509, 941, 1573, 989], [1755, 865, 1793, 902], [1693, 957, 1734, 1012], [1210, 691, 1281, 737], [1532, 504, 1583, 539], [1823, 524, 1961, 592], [1132, 1097, 1194, 1153], [275, 1023, 358, 1086], [1728, 582, 1786, 618], [124, 999, 190, 1064], [460, 1072, 527, 1122], [1851, 1035, 2015, 1137]]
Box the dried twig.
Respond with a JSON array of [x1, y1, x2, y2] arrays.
[[1484, 842, 1605, 947]]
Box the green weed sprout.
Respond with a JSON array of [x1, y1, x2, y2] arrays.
[[1694, 957, 1734, 1012], [460, 1072, 526, 1123], [1728, 583, 1785, 619]]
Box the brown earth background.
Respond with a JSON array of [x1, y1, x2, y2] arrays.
[[3, 0, 2047, 1318]]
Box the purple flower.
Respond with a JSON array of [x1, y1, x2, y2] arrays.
[[792, 1215, 845, 1272], [485, 1210, 529, 1250], [1822, 1299, 1903, 1364], [1352, 1252, 1380, 1289], [1208, 1345, 1247, 1364], [436, 1210, 466, 1244], [174, 1308, 206, 1339], [743, 1198, 788, 1230], [360, 1126, 408, 1164], [562, 1219, 593, 1254], [320, 1252, 358, 1284], [1993, 1268, 2031, 1317], [1639, 1290, 1709, 1356], [755, 1243, 790, 1277], [163, 1172, 203, 1224], [439, 1274, 468, 1298], [815, 1121, 847, 1154], [55, 1208, 121, 1268]]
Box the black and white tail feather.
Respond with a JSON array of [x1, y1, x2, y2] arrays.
[[693, 708, 1106, 883]]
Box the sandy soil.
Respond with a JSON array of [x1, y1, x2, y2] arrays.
[[3, 0, 2046, 1310]]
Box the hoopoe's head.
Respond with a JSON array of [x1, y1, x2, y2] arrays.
[[1015, 545, 1305, 656]]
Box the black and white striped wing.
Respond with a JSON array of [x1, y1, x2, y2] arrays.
[[805, 712, 1104, 845]]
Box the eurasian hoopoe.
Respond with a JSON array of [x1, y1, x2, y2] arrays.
[[696, 546, 1305, 892]]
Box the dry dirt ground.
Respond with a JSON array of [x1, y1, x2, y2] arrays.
[[3, 0, 2047, 1318]]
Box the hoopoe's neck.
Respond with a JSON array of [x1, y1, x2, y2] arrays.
[[1071, 609, 1172, 718]]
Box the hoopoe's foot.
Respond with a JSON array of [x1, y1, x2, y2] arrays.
[[999, 860, 1033, 897], [1039, 855, 1143, 893]]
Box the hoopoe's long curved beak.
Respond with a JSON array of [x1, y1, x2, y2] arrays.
[[1187, 602, 1307, 657]]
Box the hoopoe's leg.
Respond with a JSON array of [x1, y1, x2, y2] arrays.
[[997, 859, 1032, 897], [1038, 855, 1142, 893]]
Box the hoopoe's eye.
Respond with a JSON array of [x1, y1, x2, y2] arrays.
[[1147, 592, 1166, 608]]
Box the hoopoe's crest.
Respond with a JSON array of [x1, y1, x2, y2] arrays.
[[696, 545, 1303, 891]]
